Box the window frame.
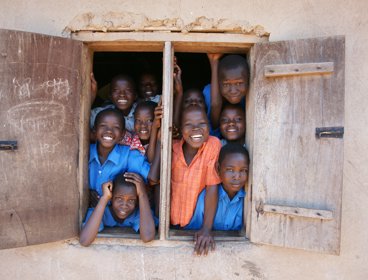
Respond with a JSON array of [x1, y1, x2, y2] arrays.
[[76, 31, 268, 241]]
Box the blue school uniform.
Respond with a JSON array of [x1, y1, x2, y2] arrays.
[[185, 184, 245, 231], [89, 143, 150, 196]]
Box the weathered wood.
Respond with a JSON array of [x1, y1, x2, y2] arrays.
[[169, 229, 245, 241], [159, 42, 174, 241], [249, 36, 345, 254], [0, 29, 83, 249], [262, 204, 333, 220], [264, 62, 334, 77], [72, 31, 266, 53]]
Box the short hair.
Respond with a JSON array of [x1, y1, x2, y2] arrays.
[[94, 108, 125, 131], [112, 173, 136, 195], [221, 103, 245, 115], [218, 55, 249, 80], [218, 143, 250, 165], [182, 88, 208, 111], [180, 104, 208, 125], [134, 100, 157, 117], [110, 74, 136, 95]]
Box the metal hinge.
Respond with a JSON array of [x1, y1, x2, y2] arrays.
[[0, 141, 18, 150], [315, 127, 344, 139]]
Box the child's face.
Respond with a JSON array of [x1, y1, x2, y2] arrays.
[[183, 90, 206, 110], [219, 153, 249, 198], [134, 107, 154, 142], [111, 79, 136, 111], [139, 74, 158, 99], [94, 113, 124, 149], [112, 186, 138, 220], [219, 107, 245, 141], [219, 67, 248, 104], [181, 109, 209, 149]]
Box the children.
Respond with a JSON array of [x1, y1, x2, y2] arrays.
[[171, 106, 222, 255], [80, 172, 156, 246], [204, 54, 249, 130], [90, 74, 137, 133], [138, 72, 161, 103], [186, 143, 249, 231], [89, 108, 158, 199], [219, 104, 246, 146]]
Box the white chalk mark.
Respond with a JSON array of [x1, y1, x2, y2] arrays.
[[13, 77, 31, 99], [39, 78, 71, 100]]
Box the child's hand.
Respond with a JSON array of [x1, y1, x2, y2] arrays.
[[101, 181, 113, 201], [91, 72, 97, 97], [207, 53, 223, 63], [153, 104, 163, 129], [194, 228, 215, 256], [172, 124, 180, 139], [124, 173, 147, 197], [89, 190, 100, 208], [173, 58, 183, 95]]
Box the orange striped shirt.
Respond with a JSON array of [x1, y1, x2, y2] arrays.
[[171, 136, 221, 227]]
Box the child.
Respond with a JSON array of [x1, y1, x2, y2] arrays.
[[204, 54, 249, 130], [171, 106, 222, 255], [80, 172, 156, 246], [219, 104, 246, 146], [89, 108, 159, 201], [90, 74, 137, 133], [186, 143, 249, 231], [138, 72, 161, 103]]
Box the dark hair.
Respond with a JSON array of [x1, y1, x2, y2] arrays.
[[112, 173, 136, 195], [134, 100, 157, 117], [218, 55, 249, 80], [94, 108, 125, 131], [182, 88, 207, 111], [221, 103, 245, 115], [110, 74, 136, 95], [219, 143, 250, 165]]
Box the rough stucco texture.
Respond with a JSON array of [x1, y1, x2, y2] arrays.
[[1, 0, 368, 279]]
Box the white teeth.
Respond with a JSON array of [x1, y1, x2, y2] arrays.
[[191, 134, 203, 141], [227, 128, 237, 132], [103, 136, 113, 141], [140, 130, 148, 134], [145, 91, 152, 94], [118, 99, 128, 104]]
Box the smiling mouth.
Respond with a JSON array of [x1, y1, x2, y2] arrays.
[[190, 134, 203, 142], [139, 130, 149, 134], [117, 99, 128, 104], [226, 128, 238, 132], [102, 135, 113, 141]]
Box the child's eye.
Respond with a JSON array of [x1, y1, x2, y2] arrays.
[[235, 117, 243, 122], [220, 118, 229, 124]]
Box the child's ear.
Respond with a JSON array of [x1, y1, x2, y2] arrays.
[[215, 162, 220, 176]]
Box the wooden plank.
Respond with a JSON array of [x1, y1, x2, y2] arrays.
[[168, 229, 245, 241], [159, 42, 174, 241], [249, 36, 345, 254], [264, 62, 334, 77], [0, 29, 83, 249], [262, 204, 333, 220]]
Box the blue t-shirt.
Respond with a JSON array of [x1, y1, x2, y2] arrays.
[[203, 84, 246, 138], [185, 184, 245, 231], [89, 143, 150, 196]]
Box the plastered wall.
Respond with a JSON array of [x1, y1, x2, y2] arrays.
[[1, 1, 368, 279]]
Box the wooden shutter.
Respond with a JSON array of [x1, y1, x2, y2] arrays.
[[0, 29, 84, 249], [248, 36, 344, 254]]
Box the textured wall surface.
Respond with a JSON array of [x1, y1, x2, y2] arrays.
[[1, 1, 368, 279]]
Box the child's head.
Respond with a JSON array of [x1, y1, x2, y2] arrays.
[[94, 108, 125, 149], [110, 74, 137, 113], [138, 73, 159, 100], [134, 101, 157, 143], [111, 173, 138, 220], [218, 55, 249, 104], [181, 106, 209, 149], [218, 143, 249, 198], [182, 89, 207, 111], [219, 104, 245, 142]]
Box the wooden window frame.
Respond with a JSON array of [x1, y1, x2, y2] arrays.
[[74, 31, 268, 241]]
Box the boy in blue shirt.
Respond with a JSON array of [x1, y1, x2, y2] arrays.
[[80, 172, 156, 246], [186, 143, 249, 231], [89, 108, 159, 206]]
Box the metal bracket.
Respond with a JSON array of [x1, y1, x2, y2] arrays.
[[315, 127, 344, 139], [0, 141, 18, 150]]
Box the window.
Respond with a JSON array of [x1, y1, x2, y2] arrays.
[[0, 28, 344, 255]]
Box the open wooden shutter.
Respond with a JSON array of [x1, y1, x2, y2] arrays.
[[248, 36, 344, 254], [0, 29, 84, 249]]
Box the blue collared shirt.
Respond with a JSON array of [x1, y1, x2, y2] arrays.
[[185, 184, 245, 230], [89, 143, 150, 196]]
